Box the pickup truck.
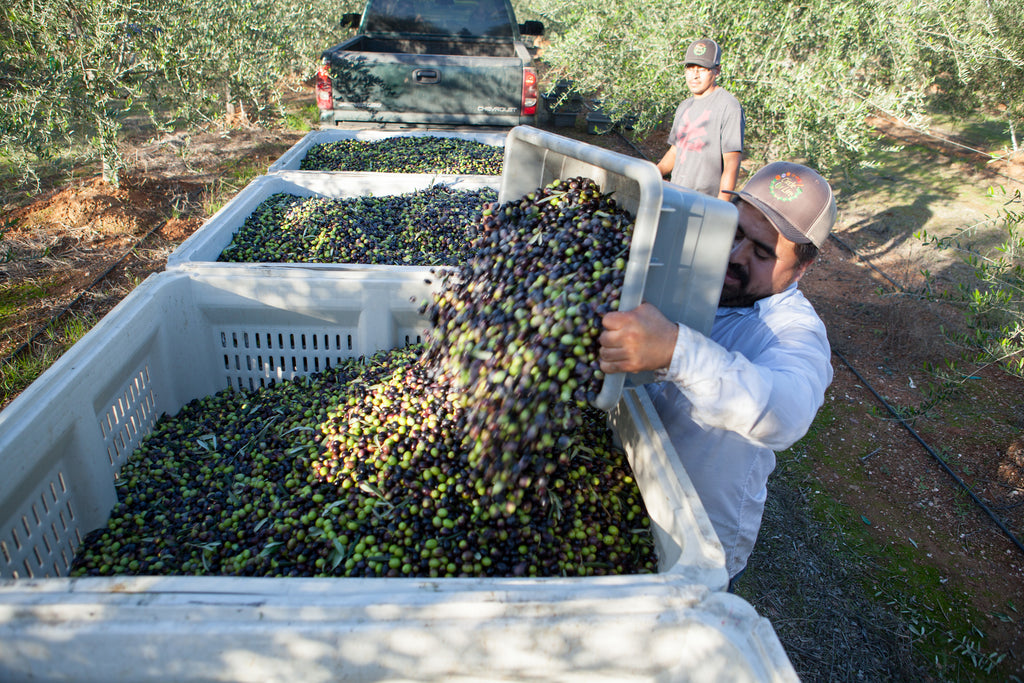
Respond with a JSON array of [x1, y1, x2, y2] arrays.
[[316, 0, 544, 127]]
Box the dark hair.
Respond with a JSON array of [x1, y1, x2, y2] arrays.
[[794, 241, 819, 266]]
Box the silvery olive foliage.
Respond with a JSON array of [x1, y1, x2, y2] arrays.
[[919, 188, 1024, 379], [0, 0, 357, 187], [5, 0, 1021, 187], [523, 0, 1024, 172]]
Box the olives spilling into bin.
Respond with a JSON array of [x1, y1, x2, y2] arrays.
[[218, 185, 497, 265], [71, 176, 654, 579], [299, 136, 504, 174], [420, 176, 633, 514]]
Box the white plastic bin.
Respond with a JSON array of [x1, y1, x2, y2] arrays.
[[0, 268, 799, 681], [0, 267, 724, 584], [0, 580, 797, 682], [268, 129, 507, 174], [165, 171, 500, 270]]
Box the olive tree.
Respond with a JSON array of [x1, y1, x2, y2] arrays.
[[1, 0, 347, 189], [525, 0, 1024, 172], [919, 188, 1024, 378], [1, 0, 168, 186], [153, 0, 356, 126], [907, 0, 1024, 153]]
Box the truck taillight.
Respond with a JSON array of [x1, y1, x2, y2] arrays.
[[522, 67, 538, 116], [316, 62, 333, 110]]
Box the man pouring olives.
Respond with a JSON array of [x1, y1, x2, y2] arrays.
[[598, 161, 836, 589]]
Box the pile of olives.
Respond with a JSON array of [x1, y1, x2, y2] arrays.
[[71, 176, 655, 580], [70, 346, 656, 579], [218, 185, 497, 265], [299, 136, 504, 174]]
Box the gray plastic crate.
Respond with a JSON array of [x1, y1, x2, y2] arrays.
[[0, 268, 799, 680], [165, 171, 500, 270], [499, 126, 737, 410], [269, 129, 507, 174]]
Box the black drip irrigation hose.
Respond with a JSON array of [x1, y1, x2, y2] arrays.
[[616, 124, 1024, 555], [613, 127, 655, 164], [1, 219, 167, 369], [820, 192, 1023, 555], [833, 349, 1024, 556]]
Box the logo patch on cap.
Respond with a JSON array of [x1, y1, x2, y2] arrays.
[[694, 43, 707, 56], [769, 171, 804, 202]]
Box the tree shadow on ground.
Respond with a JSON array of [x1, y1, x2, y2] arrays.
[[842, 192, 939, 260]]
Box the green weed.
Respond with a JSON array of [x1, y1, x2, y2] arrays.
[[1, 280, 52, 324], [0, 312, 97, 408], [284, 104, 319, 132]]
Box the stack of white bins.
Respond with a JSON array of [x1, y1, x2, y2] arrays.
[[0, 126, 798, 682]]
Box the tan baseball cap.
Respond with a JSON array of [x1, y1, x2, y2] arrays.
[[725, 161, 836, 248]]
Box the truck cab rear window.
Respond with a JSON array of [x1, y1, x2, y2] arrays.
[[364, 0, 514, 38]]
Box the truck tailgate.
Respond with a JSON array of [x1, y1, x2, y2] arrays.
[[329, 48, 529, 125]]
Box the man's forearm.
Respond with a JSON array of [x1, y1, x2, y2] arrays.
[[718, 151, 742, 201], [657, 146, 677, 178]]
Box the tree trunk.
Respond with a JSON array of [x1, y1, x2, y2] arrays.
[[97, 114, 122, 188]]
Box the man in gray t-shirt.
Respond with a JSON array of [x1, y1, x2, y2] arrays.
[[657, 39, 745, 200]]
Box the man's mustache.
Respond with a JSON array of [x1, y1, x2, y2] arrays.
[[727, 263, 749, 288]]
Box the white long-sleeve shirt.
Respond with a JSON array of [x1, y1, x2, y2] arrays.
[[649, 283, 833, 577]]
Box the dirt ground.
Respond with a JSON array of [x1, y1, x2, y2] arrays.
[[1, 127, 304, 361], [2, 108, 1024, 679], [753, 121, 1024, 679]]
